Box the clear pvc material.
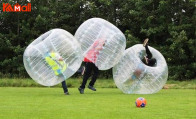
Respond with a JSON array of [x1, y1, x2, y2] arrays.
[[75, 18, 126, 70], [23, 29, 82, 86], [113, 44, 168, 94]]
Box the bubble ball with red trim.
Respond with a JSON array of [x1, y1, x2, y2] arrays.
[[75, 18, 126, 70], [135, 97, 147, 108], [23, 29, 83, 86]]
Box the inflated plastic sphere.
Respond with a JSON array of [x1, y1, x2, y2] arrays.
[[23, 29, 82, 86], [75, 18, 126, 70], [113, 44, 168, 94]]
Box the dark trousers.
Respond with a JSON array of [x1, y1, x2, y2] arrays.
[[145, 44, 152, 59], [80, 62, 99, 89], [62, 80, 68, 93]]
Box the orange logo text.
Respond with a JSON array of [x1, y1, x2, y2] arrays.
[[3, 3, 31, 12]]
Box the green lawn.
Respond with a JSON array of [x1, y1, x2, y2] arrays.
[[0, 87, 195, 119], [0, 78, 196, 89]]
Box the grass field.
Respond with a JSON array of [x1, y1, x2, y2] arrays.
[[0, 78, 196, 89], [0, 87, 195, 119]]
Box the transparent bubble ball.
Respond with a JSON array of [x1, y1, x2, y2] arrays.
[[75, 18, 126, 70], [23, 29, 82, 86], [113, 44, 168, 94]]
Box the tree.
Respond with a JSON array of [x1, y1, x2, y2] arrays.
[[0, 0, 195, 80]]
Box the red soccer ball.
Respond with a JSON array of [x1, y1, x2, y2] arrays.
[[135, 97, 147, 107]]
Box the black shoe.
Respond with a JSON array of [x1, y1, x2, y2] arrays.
[[78, 87, 84, 94], [64, 92, 70, 95], [88, 85, 96, 91]]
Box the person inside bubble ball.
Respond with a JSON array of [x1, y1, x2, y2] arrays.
[[45, 51, 69, 95], [78, 39, 105, 94], [142, 38, 157, 67], [130, 38, 157, 81]]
